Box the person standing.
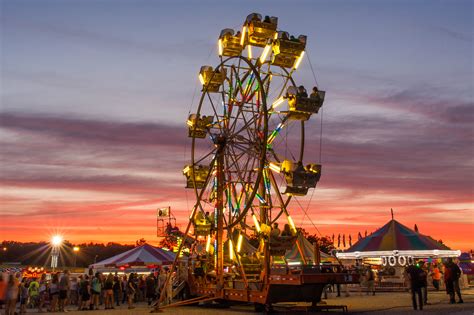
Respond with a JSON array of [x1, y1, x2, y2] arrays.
[[366, 266, 375, 296], [79, 275, 91, 311], [91, 272, 102, 310], [126, 273, 136, 309], [430, 263, 442, 291], [69, 276, 78, 306], [446, 258, 463, 303], [19, 278, 29, 314], [58, 269, 70, 312], [28, 277, 39, 308], [165, 270, 174, 305], [49, 273, 60, 312], [5, 273, 20, 315], [0, 273, 7, 312], [418, 261, 429, 305], [112, 275, 122, 307], [406, 262, 423, 311], [103, 273, 114, 309], [121, 275, 128, 305], [37, 273, 48, 313], [146, 273, 156, 306]]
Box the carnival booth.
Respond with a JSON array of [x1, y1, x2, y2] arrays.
[[89, 243, 175, 274], [336, 217, 460, 287]]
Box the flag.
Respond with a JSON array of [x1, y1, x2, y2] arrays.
[[337, 234, 341, 248], [157, 207, 169, 217], [332, 234, 335, 243], [365, 230, 367, 237], [358, 232, 362, 240], [343, 234, 346, 247], [414, 224, 419, 232], [349, 234, 352, 246]]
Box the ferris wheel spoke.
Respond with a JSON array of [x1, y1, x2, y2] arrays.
[[205, 92, 226, 134], [193, 147, 217, 166]]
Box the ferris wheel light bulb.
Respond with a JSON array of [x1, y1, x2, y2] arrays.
[[259, 44, 271, 64], [252, 214, 261, 232], [247, 45, 252, 59], [218, 38, 223, 56], [206, 235, 211, 252], [293, 51, 305, 69], [269, 162, 281, 173], [240, 26, 247, 46], [271, 97, 285, 109], [237, 234, 243, 253], [287, 215, 297, 234], [229, 239, 234, 260], [183, 165, 190, 174], [198, 73, 205, 85]]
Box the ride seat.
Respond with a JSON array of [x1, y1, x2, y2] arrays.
[[187, 114, 213, 138], [219, 28, 243, 57], [199, 66, 226, 93], [287, 90, 325, 121], [271, 33, 306, 68], [183, 164, 210, 189], [244, 13, 278, 47], [281, 160, 322, 196]]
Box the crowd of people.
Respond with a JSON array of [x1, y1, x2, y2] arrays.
[[405, 257, 464, 311], [0, 268, 174, 314]]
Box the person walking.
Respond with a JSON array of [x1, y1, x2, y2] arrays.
[[406, 262, 424, 310], [430, 263, 442, 291]]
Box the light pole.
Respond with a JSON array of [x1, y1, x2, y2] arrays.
[[73, 246, 80, 267], [51, 235, 63, 272]]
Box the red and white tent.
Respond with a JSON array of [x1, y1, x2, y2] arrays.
[[89, 244, 175, 270]]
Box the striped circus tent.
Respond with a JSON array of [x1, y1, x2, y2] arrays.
[[337, 219, 460, 259], [90, 243, 175, 269]]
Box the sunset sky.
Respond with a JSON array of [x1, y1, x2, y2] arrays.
[[1, 0, 473, 251]]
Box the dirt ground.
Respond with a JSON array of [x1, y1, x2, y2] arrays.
[[16, 287, 474, 314]]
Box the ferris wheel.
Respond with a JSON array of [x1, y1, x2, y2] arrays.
[[173, 14, 328, 298], [184, 13, 324, 238], [153, 14, 362, 311]]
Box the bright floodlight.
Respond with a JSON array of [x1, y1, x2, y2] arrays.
[[51, 235, 63, 246]]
